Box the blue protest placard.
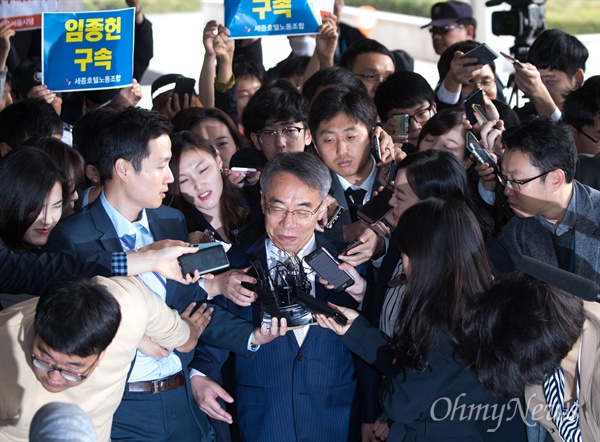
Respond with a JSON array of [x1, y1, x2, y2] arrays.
[[42, 8, 135, 92], [225, 0, 321, 39]]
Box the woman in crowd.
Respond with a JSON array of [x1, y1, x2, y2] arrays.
[[0, 147, 67, 253], [316, 197, 524, 441], [167, 130, 263, 306], [417, 109, 469, 166], [172, 107, 243, 169], [25, 136, 85, 217]]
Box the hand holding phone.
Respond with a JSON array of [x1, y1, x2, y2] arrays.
[[466, 131, 499, 174], [173, 76, 196, 110], [178, 243, 229, 276], [305, 247, 355, 292], [500, 51, 524, 68], [463, 88, 484, 125], [356, 185, 393, 225], [230, 167, 258, 187]]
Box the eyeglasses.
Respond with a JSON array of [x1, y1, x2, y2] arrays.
[[257, 127, 304, 146], [398, 106, 434, 125], [354, 72, 391, 85], [578, 128, 600, 146], [462, 79, 496, 93], [429, 24, 465, 35], [497, 170, 553, 191], [264, 199, 324, 223], [31, 354, 99, 383]]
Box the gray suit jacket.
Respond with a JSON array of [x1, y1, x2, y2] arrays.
[[500, 180, 600, 285]]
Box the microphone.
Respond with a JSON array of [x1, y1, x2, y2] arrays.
[[516, 256, 600, 303]]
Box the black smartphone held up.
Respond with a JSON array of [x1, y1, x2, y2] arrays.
[[463, 88, 484, 125], [173, 76, 196, 109], [340, 239, 361, 256], [356, 185, 394, 226], [305, 247, 355, 292], [466, 131, 499, 174], [371, 135, 381, 163], [393, 114, 409, 136], [324, 205, 344, 230], [178, 243, 229, 276], [460, 43, 499, 67]]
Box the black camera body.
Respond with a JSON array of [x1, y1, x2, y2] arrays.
[[487, 0, 546, 61]]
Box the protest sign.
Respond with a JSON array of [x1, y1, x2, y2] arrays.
[[42, 8, 134, 92], [225, 0, 321, 39], [0, 0, 58, 31]]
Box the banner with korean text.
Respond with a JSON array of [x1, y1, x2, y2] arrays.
[[42, 8, 134, 92], [225, 0, 321, 39], [0, 0, 58, 31]]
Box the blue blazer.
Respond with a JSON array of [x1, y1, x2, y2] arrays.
[[192, 233, 360, 442]]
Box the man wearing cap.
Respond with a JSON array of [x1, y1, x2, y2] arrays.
[[421, 1, 476, 56]]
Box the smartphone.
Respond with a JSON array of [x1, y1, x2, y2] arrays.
[[340, 239, 361, 256], [500, 51, 524, 68], [463, 88, 484, 125], [466, 131, 499, 174], [460, 43, 499, 67], [304, 247, 355, 292], [324, 205, 344, 230], [472, 103, 490, 124], [393, 114, 409, 136], [173, 76, 196, 109], [230, 167, 258, 187], [371, 135, 381, 163], [356, 185, 394, 225], [178, 243, 229, 276]]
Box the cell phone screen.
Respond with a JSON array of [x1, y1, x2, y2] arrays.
[[305, 247, 355, 292], [178, 244, 229, 275], [357, 185, 393, 225]]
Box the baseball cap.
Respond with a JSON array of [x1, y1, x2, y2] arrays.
[[421, 1, 473, 29]]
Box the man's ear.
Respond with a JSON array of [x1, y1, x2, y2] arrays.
[[260, 191, 266, 214], [465, 25, 475, 40], [250, 132, 262, 152], [572, 68, 585, 90], [304, 128, 313, 146], [85, 164, 101, 185], [549, 168, 566, 190], [114, 158, 130, 182], [0, 142, 12, 157]]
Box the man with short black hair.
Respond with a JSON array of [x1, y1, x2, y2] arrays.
[[496, 118, 600, 286], [339, 39, 395, 98], [0, 276, 209, 441]]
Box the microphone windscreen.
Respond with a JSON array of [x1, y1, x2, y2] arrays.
[[516, 256, 599, 303]]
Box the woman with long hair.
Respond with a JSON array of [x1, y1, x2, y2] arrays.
[[0, 147, 68, 253], [168, 130, 263, 305], [316, 197, 522, 440]]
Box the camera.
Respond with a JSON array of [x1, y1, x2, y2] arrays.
[[487, 0, 547, 61]]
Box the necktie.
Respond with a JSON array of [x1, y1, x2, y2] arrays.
[[120, 232, 167, 296], [345, 187, 367, 222]]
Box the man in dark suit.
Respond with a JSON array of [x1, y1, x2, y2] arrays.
[[44, 107, 281, 441], [308, 86, 393, 266], [191, 152, 362, 441]]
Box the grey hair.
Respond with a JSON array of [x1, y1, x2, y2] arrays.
[[260, 152, 332, 200]]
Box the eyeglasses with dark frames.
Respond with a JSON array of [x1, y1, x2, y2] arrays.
[[31, 354, 99, 382], [497, 170, 553, 191], [429, 24, 465, 35], [257, 127, 304, 146], [578, 128, 599, 146]]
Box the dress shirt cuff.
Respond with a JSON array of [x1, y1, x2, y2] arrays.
[[550, 107, 563, 122], [437, 81, 461, 105], [111, 252, 128, 276], [478, 180, 496, 205], [190, 368, 206, 378], [248, 334, 260, 352]]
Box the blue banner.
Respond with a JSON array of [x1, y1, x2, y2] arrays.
[[225, 0, 321, 39], [42, 8, 134, 92]]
